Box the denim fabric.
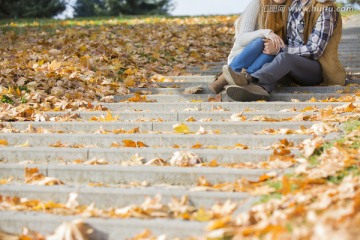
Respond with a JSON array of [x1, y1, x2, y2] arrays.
[[229, 38, 275, 74]]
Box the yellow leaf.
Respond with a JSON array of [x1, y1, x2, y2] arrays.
[[173, 123, 191, 134], [206, 216, 232, 231], [186, 116, 197, 122], [193, 208, 213, 222], [0, 139, 9, 146], [206, 145, 218, 149], [15, 140, 30, 147], [309, 97, 318, 102], [234, 143, 249, 150], [105, 111, 117, 122]]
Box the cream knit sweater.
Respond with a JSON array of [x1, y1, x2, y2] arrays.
[[227, 0, 273, 65]]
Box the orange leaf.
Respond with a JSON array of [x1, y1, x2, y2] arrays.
[[208, 159, 219, 167], [192, 143, 203, 149], [122, 140, 148, 148], [127, 92, 147, 102], [281, 176, 291, 195], [0, 139, 9, 146]]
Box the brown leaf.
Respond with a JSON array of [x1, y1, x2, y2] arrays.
[[183, 85, 203, 94]]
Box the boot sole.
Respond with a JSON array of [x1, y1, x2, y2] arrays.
[[226, 85, 270, 102], [222, 65, 247, 86]]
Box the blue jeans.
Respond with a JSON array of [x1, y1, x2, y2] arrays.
[[229, 38, 275, 74]]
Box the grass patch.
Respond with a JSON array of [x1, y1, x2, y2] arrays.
[[343, 120, 360, 133], [327, 165, 360, 184], [257, 192, 283, 204]]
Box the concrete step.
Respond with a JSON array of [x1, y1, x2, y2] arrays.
[[113, 93, 352, 103], [43, 110, 319, 122], [0, 133, 309, 148], [130, 86, 359, 95], [0, 211, 207, 239], [97, 102, 346, 112], [6, 121, 318, 134], [138, 81, 360, 91], [0, 164, 276, 185], [150, 75, 360, 84], [0, 146, 282, 163]]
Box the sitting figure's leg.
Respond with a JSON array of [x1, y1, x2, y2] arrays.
[[208, 38, 265, 94], [246, 53, 275, 74], [229, 38, 265, 72], [226, 53, 324, 102]]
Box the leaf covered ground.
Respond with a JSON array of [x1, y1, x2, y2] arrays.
[[0, 16, 235, 117]]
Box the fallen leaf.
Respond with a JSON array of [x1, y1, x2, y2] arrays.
[[173, 123, 191, 134], [47, 219, 93, 240], [0, 139, 9, 146], [170, 151, 203, 167], [122, 140, 148, 148], [183, 85, 203, 94]]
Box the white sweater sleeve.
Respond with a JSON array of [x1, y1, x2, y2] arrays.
[[235, 0, 272, 47]]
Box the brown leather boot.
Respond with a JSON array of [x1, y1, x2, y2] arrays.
[[222, 65, 252, 86], [208, 73, 227, 94]]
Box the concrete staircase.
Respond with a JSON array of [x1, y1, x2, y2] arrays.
[[0, 17, 359, 239]]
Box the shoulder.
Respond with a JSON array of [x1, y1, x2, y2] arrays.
[[313, 0, 337, 9], [310, 0, 338, 19], [245, 0, 261, 11]]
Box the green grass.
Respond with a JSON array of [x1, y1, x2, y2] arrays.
[[327, 165, 360, 184], [343, 120, 360, 133]]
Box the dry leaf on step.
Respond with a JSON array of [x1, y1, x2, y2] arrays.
[[183, 85, 203, 94], [300, 137, 324, 158], [170, 151, 203, 167], [46, 219, 93, 240]]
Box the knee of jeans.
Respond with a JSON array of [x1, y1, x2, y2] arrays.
[[253, 38, 264, 46]]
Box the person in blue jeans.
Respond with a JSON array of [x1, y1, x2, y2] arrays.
[[229, 37, 275, 75]]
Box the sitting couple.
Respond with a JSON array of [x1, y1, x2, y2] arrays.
[[209, 0, 346, 101]]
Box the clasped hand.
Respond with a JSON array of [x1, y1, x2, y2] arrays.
[[263, 32, 285, 55]]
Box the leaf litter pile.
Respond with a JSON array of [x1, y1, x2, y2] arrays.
[[0, 16, 234, 121], [1, 16, 360, 240]]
